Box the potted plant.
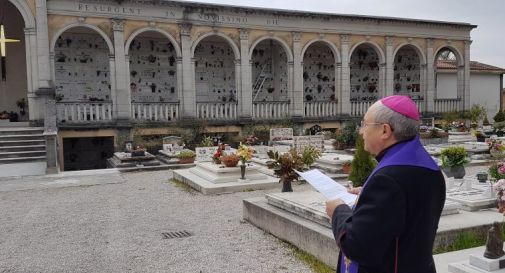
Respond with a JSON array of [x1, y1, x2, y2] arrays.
[[300, 146, 322, 169], [199, 136, 214, 147], [16, 98, 27, 116], [220, 153, 240, 167], [440, 146, 470, 179], [267, 149, 304, 192], [177, 149, 196, 164], [236, 144, 254, 179], [212, 144, 224, 164], [486, 139, 505, 158], [342, 161, 352, 174]]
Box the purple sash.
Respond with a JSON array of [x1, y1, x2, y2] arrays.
[[340, 135, 438, 273]]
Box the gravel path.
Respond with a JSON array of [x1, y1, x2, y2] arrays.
[[0, 170, 315, 273]]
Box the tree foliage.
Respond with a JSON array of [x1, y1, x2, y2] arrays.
[[348, 135, 377, 187]]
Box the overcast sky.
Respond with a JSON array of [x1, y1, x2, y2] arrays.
[[180, 0, 504, 82]]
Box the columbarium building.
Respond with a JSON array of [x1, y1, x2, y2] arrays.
[[0, 0, 480, 172]]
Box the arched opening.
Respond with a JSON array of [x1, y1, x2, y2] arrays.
[[128, 31, 178, 103], [435, 47, 460, 99], [54, 27, 111, 103], [349, 44, 380, 102], [251, 39, 288, 102], [393, 45, 422, 99], [0, 1, 26, 121], [302, 41, 336, 102], [193, 35, 237, 104]]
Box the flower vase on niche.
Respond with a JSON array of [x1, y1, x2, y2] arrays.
[[240, 164, 246, 180]]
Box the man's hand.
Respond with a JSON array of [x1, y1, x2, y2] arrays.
[[348, 186, 362, 195], [326, 199, 345, 219]]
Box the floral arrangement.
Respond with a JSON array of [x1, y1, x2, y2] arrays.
[[493, 179, 505, 213], [220, 153, 240, 167], [489, 161, 505, 181], [486, 139, 505, 152], [244, 135, 259, 145], [212, 144, 225, 164], [236, 144, 254, 164]]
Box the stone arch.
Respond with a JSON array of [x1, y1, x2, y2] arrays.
[[125, 27, 181, 57], [301, 39, 341, 63], [393, 43, 426, 64], [349, 41, 385, 64], [7, 0, 35, 28], [249, 36, 293, 62], [434, 45, 464, 66], [50, 23, 114, 55], [191, 32, 240, 59]]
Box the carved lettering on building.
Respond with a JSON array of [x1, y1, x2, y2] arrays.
[[78, 3, 142, 15], [196, 13, 248, 24]]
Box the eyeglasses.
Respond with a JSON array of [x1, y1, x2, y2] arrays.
[[360, 120, 383, 128]]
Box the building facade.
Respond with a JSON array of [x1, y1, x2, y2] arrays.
[[1, 0, 478, 171]]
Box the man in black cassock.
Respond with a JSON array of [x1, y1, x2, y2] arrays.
[[325, 95, 446, 273]]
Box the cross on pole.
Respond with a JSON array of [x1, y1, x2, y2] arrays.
[[0, 25, 20, 80]]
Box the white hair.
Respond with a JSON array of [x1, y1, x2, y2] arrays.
[[368, 102, 420, 141]]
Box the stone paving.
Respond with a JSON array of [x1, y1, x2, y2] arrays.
[[0, 170, 312, 273]]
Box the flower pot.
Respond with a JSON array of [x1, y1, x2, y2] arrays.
[[442, 165, 465, 179], [342, 164, 351, 174], [476, 172, 488, 183], [476, 136, 486, 142], [221, 157, 239, 167], [179, 157, 195, 164]]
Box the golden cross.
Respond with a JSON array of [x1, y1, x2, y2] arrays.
[[344, 256, 352, 273], [0, 25, 20, 57]]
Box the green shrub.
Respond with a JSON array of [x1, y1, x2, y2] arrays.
[[177, 149, 196, 159], [494, 110, 505, 122], [199, 136, 214, 147], [301, 146, 322, 168], [483, 115, 490, 126], [348, 135, 377, 187], [440, 146, 470, 167]]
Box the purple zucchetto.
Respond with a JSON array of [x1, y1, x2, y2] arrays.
[[380, 95, 420, 121]]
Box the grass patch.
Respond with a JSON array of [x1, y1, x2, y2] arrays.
[[168, 178, 196, 194], [243, 188, 255, 192], [433, 230, 484, 254], [281, 240, 334, 273]]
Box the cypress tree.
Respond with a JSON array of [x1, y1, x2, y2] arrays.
[[348, 135, 377, 187]]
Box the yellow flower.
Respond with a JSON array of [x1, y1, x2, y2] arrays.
[[236, 144, 254, 163]]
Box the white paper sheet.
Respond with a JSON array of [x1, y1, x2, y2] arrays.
[[295, 169, 357, 206]]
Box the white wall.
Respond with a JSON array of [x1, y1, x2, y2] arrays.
[[470, 73, 501, 119], [436, 71, 502, 119], [436, 73, 457, 99]]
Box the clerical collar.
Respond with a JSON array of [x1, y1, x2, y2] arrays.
[[374, 137, 415, 162]]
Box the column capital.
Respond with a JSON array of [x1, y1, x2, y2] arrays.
[[426, 38, 434, 48], [385, 36, 394, 47], [180, 23, 192, 36], [239, 28, 249, 40], [464, 40, 473, 47], [234, 59, 241, 65], [340, 34, 350, 44], [111, 19, 124, 32], [108, 54, 115, 60], [292, 31, 301, 43]]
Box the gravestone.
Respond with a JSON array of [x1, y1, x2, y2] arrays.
[[195, 147, 218, 162], [107, 152, 161, 168], [446, 178, 496, 211], [270, 128, 294, 141], [294, 135, 324, 153], [162, 136, 183, 152]]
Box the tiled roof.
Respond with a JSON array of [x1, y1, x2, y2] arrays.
[[437, 60, 505, 72]]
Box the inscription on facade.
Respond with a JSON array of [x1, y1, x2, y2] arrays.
[[78, 3, 142, 15], [197, 13, 248, 24]]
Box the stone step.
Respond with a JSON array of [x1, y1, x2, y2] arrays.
[[0, 156, 47, 164], [0, 145, 46, 152], [0, 134, 45, 141], [0, 150, 46, 159], [0, 140, 45, 147], [0, 127, 44, 135]]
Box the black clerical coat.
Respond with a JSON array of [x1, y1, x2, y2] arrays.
[[331, 164, 446, 273]]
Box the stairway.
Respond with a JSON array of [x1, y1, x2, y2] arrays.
[[0, 127, 46, 164]]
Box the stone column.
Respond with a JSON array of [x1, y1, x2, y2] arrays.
[[176, 57, 183, 110], [239, 28, 252, 120], [379, 63, 386, 98], [463, 40, 472, 111], [291, 32, 304, 118], [335, 62, 342, 114], [37, 87, 58, 174], [180, 23, 196, 118], [420, 63, 427, 113], [340, 34, 351, 115], [111, 19, 130, 121], [24, 27, 40, 121], [425, 38, 435, 113], [108, 55, 117, 118], [384, 36, 395, 97], [35, 0, 51, 89]]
